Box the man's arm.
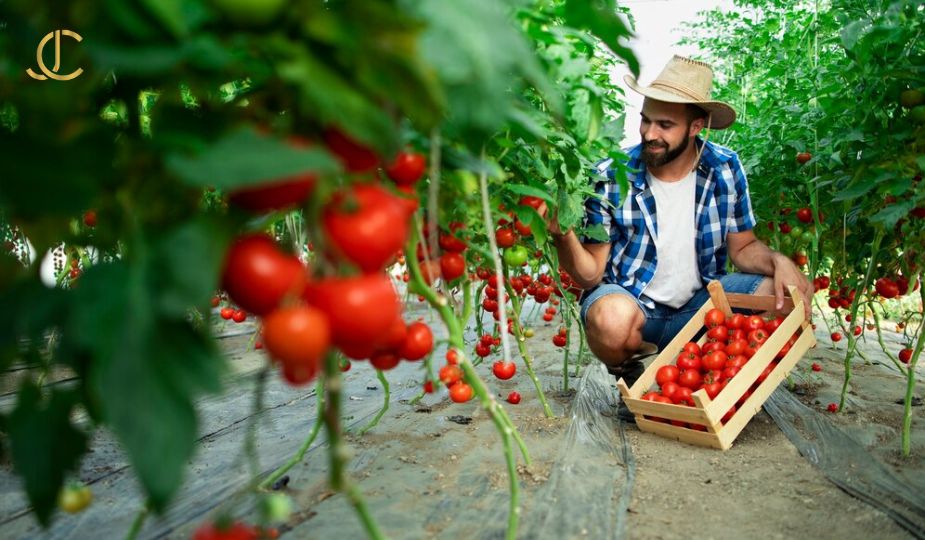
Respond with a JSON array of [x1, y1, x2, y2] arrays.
[[552, 230, 611, 289], [540, 202, 611, 289], [727, 230, 814, 317]]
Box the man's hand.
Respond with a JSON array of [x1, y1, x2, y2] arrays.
[[537, 201, 565, 237], [772, 253, 814, 319]]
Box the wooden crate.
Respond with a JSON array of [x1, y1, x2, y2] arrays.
[[616, 281, 816, 450]]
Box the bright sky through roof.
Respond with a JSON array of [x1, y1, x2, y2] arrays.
[[614, 0, 738, 146]]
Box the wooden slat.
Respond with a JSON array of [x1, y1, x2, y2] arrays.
[[707, 280, 733, 317], [628, 299, 716, 397], [725, 293, 794, 313], [716, 327, 817, 449], [636, 417, 724, 449], [623, 397, 712, 424]]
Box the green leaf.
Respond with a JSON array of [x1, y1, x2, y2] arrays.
[[916, 155, 925, 173], [505, 184, 554, 204], [153, 216, 233, 316], [581, 223, 610, 243], [562, 0, 639, 78], [870, 199, 914, 228], [166, 127, 339, 190], [139, 0, 191, 38], [75, 262, 224, 512], [7, 382, 88, 526]]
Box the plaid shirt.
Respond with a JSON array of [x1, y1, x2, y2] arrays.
[[582, 138, 756, 308]]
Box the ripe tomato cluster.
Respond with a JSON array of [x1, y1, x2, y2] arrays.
[[437, 350, 473, 403], [219, 137, 436, 385], [640, 308, 802, 429]]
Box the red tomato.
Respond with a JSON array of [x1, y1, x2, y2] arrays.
[[492, 361, 516, 380], [222, 234, 306, 316], [379, 318, 408, 351], [232, 309, 247, 323], [369, 351, 402, 370], [726, 355, 748, 369], [263, 306, 330, 385], [220, 307, 234, 320], [423, 380, 435, 393], [704, 308, 726, 328], [811, 362, 822, 371], [674, 386, 695, 406], [676, 353, 702, 372], [796, 207, 813, 224], [641, 391, 660, 401], [703, 382, 723, 399], [678, 369, 703, 389], [899, 348, 913, 364], [756, 361, 778, 383], [339, 340, 375, 360], [339, 358, 351, 372], [727, 313, 746, 329], [385, 151, 426, 186], [765, 316, 784, 334], [707, 325, 729, 342], [506, 391, 521, 404], [796, 152, 812, 164], [725, 339, 747, 357], [440, 252, 466, 282], [398, 322, 434, 361], [449, 382, 473, 403], [702, 341, 725, 354], [192, 521, 260, 540], [827, 403, 838, 413], [655, 365, 680, 386], [304, 273, 401, 351], [210, 296, 221, 308], [439, 230, 467, 253], [495, 227, 516, 248], [475, 343, 491, 357], [519, 196, 543, 209], [722, 365, 741, 380], [446, 349, 460, 365], [323, 184, 411, 273], [514, 219, 532, 236], [702, 351, 727, 371], [660, 381, 681, 402], [745, 315, 766, 331], [747, 329, 769, 347], [730, 328, 747, 342], [722, 405, 737, 423], [439, 364, 464, 386], [682, 342, 701, 356], [82, 210, 97, 227], [228, 159, 316, 213], [324, 127, 379, 173], [552, 334, 567, 347]]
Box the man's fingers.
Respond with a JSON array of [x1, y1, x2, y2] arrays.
[[774, 277, 785, 311]]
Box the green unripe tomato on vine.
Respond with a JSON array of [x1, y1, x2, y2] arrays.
[[211, 0, 288, 26], [790, 225, 804, 238], [503, 245, 529, 267]]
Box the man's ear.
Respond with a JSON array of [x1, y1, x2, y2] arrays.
[[689, 117, 705, 137]]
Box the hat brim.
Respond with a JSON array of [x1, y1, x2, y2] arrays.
[[624, 74, 737, 129]]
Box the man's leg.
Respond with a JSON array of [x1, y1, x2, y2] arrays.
[[584, 294, 648, 368]]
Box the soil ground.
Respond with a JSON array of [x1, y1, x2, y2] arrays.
[[0, 301, 922, 539]]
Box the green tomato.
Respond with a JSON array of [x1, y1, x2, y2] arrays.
[[58, 484, 92, 514], [261, 493, 292, 522], [801, 231, 815, 244], [503, 245, 529, 267], [789, 225, 804, 238], [781, 234, 793, 248], [911, 105, 925, 125], [210, 0, 288, 26]]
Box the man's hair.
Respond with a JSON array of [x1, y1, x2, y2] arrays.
[[685, 104, 708, 124]]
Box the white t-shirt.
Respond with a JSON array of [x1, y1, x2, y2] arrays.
[[642, 170, 702, 308]]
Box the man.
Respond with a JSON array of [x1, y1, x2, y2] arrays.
[[548, 55, 813, 391]]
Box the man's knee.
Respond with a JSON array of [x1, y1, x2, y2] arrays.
[[753, 277, 775, 296], [585, 295, 645, 362]]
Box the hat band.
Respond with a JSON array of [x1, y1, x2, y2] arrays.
[[649, 80, 709, 102]]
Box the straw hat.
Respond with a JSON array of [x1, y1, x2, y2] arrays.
[[624, 55, 737, 129]]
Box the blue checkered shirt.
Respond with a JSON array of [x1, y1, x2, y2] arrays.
[[582, 138, 757, 308]]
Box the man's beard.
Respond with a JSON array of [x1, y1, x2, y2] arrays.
[[641, 135, 691, 168]]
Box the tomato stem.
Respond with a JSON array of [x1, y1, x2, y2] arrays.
[[901, 287, 925, 456], [838, 230, 882, 412], [122, 500, 150, 540], [505, 280, 554, 417], [358, 369, 390, 435], [258, 381, 324, 491]]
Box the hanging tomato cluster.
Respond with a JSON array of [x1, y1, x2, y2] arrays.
[[219, 135, 436, 385]]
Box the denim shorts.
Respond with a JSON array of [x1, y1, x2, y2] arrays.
[[578, 273, 766, 351]]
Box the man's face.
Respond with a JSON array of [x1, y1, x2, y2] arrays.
[[639, 99, 698, 168]]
